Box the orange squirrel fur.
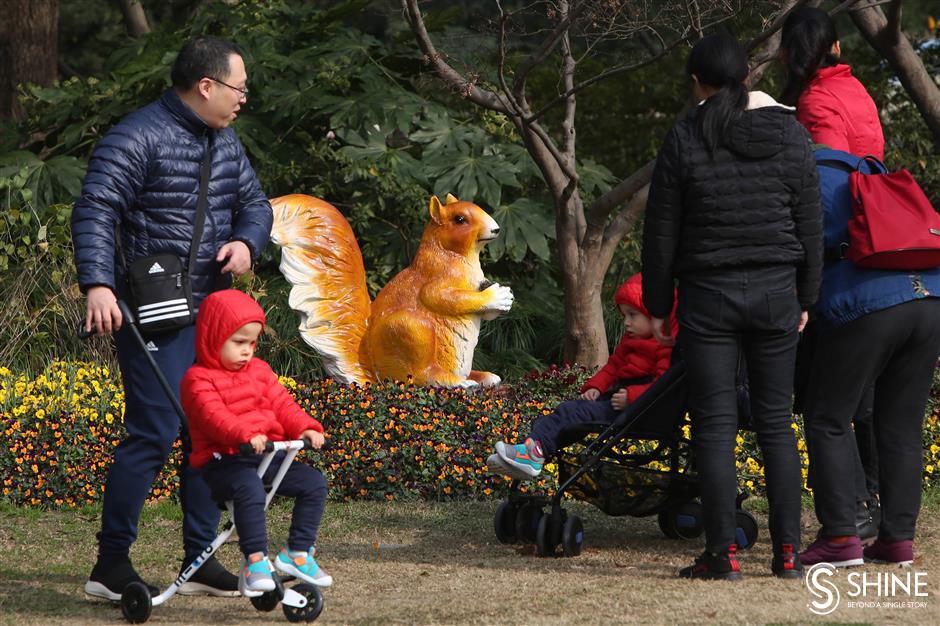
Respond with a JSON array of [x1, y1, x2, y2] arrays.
[[270, 193, 514, 387]]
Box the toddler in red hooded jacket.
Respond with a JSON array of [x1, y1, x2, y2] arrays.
[[181, 289, 332, 593], [487, 273, 676, 479]]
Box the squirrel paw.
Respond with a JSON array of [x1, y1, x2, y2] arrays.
[[457, 378, 481, 389], [483, 283, 514, 313]]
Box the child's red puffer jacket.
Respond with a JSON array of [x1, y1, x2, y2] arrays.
[[182, 289, 322, 468]]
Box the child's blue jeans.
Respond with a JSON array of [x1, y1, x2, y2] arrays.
[[202, 453, 328, 556], [530, 399, 620, 457]]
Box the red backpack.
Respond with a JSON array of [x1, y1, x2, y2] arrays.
[[844, 156, 940, 270]]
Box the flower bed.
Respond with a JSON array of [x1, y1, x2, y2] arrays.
[[2, 362, 938, 508]]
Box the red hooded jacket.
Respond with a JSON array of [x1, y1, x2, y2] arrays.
[[580, 273, 677, 403], [796, 64, 884, 160], [182, 289, 323, 468]]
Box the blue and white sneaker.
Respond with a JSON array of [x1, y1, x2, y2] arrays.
[[493, 438, 544, 479], [274, 547, 333, 587], [239, 552, 275, 595]]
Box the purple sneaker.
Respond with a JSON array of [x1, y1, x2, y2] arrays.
[[864, 539, 914, 567], [800, 536, 864, 568]]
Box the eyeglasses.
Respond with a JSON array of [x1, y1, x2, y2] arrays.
[[208, 77, 248, 98]]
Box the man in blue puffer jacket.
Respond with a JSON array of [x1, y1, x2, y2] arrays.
[[73, 35, 272, 601]]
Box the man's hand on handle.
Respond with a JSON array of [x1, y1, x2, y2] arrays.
[[85, 286, 122, 336]]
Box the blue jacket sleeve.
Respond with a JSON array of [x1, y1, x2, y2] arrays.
[[71, 123, 150, 292], [231, 140, 272, 263]]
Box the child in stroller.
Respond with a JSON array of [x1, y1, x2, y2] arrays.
[[488, 277, 759, 557], [487, 273, 676, 480]]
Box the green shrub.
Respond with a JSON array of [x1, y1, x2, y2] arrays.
[[3, 362, 939, 509]]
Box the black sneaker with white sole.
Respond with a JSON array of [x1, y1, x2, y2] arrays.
[[177, 555, 239, 597], [84, 555, 159, 602]]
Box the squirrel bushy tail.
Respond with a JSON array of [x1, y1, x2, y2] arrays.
[[270, 194, 374, 384]]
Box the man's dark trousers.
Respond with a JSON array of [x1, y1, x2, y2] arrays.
[[97, 324, 219, 563]]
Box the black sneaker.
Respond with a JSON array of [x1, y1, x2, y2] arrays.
[[178, 555, 240, 597], [856, 500, 878, 545], [678, 544, 742, 581], [772, 544, 803, 579], [84, 554, 159, 601]]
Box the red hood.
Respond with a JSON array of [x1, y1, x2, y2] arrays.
[[614, 273, 651, 317], [195, 289, 266, 369], [615, 272, 678, 331]]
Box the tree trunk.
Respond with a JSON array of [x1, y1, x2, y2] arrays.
[[851, 0, 940, 146], [116, 0, 151, 38], [0, 0, 58, 120]]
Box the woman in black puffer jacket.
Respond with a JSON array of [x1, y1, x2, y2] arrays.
[[641, 34, 823, 581]]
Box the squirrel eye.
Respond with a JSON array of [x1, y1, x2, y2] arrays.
[[454, 214, 466, 224]]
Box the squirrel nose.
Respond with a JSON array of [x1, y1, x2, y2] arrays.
[[491, 227, 500, 235]]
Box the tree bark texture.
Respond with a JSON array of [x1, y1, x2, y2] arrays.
[[117, 0, 151, 38], [0, 0, 59, 120], [850, 0, 940, 146]]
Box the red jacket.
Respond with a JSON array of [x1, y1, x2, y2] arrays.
[[580, 274, 676, 403], [182, 289, 323, 468], [796, 64, 884, 160]]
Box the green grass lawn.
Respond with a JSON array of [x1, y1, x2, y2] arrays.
[[1, 494, 939, 625]]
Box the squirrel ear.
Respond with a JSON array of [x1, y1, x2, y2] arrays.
[[429, 195, 444, 224], [444, 193, 459, 205]]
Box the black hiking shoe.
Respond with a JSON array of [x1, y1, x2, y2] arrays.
[[772, 544, 803, 579], [177, 554, 239, 597], [679, 544, 743, 581], [84, 554, 159, 601]]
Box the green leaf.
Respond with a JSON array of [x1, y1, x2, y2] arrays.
[[489, 198, 555, 262]]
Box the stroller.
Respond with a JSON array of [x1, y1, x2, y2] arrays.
[[80, 301, 324, 623], [493, 355, 760, 558]]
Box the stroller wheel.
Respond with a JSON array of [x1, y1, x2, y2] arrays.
[[282, 583, 324, 623], [735, 509, 759, 551], [672, 501, 705, 539], [120, 581, 152, 624], [562, 515, 584, 557], [535, 513, 559, 557], [514, 503, 544, 544], [250, 589, 280, 612], [657, 511, 680, 539], [494, 500, 518, 544]]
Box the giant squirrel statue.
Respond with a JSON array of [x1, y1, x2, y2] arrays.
[[270, 193, 514, 388]]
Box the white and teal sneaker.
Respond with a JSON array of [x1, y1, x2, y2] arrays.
[[493, 438, 544, 479], [274, 547, 333, 587], [239, 552, 275, 595]]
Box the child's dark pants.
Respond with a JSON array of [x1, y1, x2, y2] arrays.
[[530, 399, 620, 458], [202, 454, 328, 556]]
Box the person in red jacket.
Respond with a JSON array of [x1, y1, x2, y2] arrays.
[[487, 273, 675, 479], [181, 289, 332, 594], [780, 5, 885, 547], [780, 6, 885, 159]]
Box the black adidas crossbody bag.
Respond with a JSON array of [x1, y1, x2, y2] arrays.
[[126, 139, 211, 335]]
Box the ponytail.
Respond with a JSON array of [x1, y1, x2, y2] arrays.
[[780, 7, 840, 106], [686, 34, 749, 155]]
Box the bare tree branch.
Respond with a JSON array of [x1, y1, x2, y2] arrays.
[[115, 0, 151, 38], [850, 0, 940, 144], [400, 0, 511, 113], [512, 1, 587, 102]]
